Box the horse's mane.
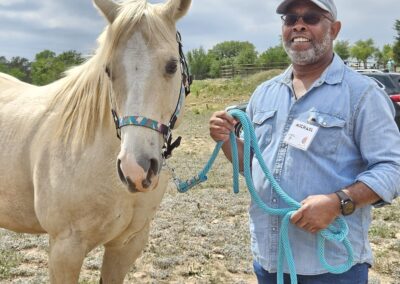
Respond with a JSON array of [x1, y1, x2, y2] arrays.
[[51, 0, 175, 147]]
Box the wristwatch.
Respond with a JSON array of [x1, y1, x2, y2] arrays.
[[335, 190, 356, 216]]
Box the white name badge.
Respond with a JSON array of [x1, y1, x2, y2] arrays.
[[284, 119, 319, 151]]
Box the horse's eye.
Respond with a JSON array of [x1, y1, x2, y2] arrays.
[[165, 59, 178, 75]]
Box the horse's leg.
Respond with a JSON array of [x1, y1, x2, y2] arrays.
[[48, 234, 88, 284], [100, 223, 151, 284]]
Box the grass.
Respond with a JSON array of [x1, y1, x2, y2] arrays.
[[0, 71, 399, 283]]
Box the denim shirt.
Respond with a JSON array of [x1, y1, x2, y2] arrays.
[[246, 54, 400, 275]]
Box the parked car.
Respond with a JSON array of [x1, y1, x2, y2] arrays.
[[361, 72, 400, 128], [356, 69, 384, 74], [362, 73, 400, 95], [388, 73, 400, 89]]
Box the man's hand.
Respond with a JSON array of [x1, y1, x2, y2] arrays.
[[209, 111, 237, 142], [290, 194, 341, 234]]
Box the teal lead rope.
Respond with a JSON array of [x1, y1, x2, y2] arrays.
[[175, 109, 354, 284]]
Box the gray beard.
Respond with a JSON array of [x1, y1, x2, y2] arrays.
[[283, 32, 332, 65]]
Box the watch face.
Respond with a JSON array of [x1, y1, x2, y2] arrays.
[[342, 200, 355, 215]]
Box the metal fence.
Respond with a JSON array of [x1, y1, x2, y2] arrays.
[[219, 61, 398, 79], [219, 63, 289, 79]]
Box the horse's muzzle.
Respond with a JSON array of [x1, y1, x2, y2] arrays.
[[116, 158, 159, 193]]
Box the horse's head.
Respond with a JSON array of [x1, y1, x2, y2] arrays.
[[94, 0, 191, 193]]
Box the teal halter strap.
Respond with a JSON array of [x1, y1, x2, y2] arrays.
[[174, 109, 354, 284]]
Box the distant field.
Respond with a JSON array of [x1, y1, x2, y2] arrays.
[[0, 71, 399, 283]]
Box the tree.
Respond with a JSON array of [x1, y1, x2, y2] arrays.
[[0, 56, 8, 73], [350, 39, 377, 68], [31, 50, 64, 86], [257, 44, 290, 68], [395, 19, 400, 41], [8, 56, 31, 82], [376, 44, 394, 67], [58, 50, 85, 68], [234, 45, 258, 65], [187, 47, 210, 80], [208, 41, 256, 61], [31, 50, 84, 86], [393, 19, 400, 66], [334, 40, 350, 61], [0, 56, 32, 82], [207, 41, 257, 77]]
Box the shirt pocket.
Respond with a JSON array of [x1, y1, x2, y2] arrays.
[[252, 110, 276, 150], [309, 111, 346, 154]]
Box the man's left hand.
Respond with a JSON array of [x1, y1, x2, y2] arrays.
[[290, 194, 341, 234]]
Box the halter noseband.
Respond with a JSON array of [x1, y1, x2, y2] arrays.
[[108, 31, 192, 159]]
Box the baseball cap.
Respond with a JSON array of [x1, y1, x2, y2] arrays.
[[276, 0, 337, 20]]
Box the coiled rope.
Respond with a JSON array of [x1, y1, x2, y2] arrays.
[[175, 109, 354, 284]]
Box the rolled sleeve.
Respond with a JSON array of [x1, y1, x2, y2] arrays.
[[354, 86, 400, 203]]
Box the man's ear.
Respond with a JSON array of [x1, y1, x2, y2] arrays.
[[331, 21, 341, 40]]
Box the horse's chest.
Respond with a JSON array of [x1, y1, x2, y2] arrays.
[[113, 177, 168, 245]]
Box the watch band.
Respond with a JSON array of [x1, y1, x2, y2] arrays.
[[335, 189, 356, 216]]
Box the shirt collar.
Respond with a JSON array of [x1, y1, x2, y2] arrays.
[[278, 53, 345, 86]]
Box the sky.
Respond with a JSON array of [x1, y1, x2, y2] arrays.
[[0, 0, 399, 61]]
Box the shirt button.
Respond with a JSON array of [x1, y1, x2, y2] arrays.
[[272, 198, 277, 203], [272, 227, 277, 232]]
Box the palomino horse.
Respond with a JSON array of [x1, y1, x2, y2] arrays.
[[0, 0, 191, 282]]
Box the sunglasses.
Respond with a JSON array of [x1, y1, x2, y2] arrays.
[[281, 12, 333, 26]]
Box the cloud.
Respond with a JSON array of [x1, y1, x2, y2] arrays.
[[0, 0, 398, 60]]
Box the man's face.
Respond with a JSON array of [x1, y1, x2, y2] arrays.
[[281, 1, 338, 65]]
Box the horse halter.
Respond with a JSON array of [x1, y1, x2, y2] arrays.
[[107, 31, 192, 159]]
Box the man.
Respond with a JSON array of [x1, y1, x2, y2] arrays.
[[209, 0, 400, 283]]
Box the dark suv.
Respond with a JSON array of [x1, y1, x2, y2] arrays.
[[360, 72, 400, 129], [361, 73, 400, 95]]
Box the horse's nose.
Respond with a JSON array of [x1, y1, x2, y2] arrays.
[[134, 157, 159, 189], [116, 153, 160, 193]]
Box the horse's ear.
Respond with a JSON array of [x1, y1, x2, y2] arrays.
[[162, 0, 192, 22], [93, 0, 120, 23]]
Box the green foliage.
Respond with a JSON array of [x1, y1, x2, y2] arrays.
[[376, 44, 395, 67], [234, 45, 258, 65], [187, 47, 210, 80], [334, 40, 350, 61], [2, 56, 31, 82], [257, 44, 290, 68], [31, 50, 64, 85], [393, 41, 400, 66], [395, 19, 400, 41], [0, 50, 84, 85], [394, 20, 400, 65], [0, 63, 7, 73], [58, 50, 85, 67], [31, 50, 84, 86], [208, 41, 256, 61], [206, 41, 258, 78], [350, 38, 377, 68]]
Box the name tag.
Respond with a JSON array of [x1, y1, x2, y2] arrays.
[[284, 119, 319, 151]]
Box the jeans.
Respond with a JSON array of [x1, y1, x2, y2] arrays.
[[253, 261, 369, 284]]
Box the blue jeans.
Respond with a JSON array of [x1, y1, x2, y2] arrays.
[[253, 261, 369, 284]]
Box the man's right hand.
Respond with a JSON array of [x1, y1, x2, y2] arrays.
[[209, 111, 238, 142]]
